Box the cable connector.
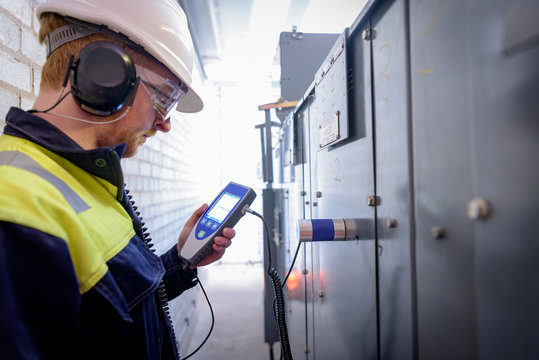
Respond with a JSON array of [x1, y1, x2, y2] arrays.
[[243, 205, 264, 220], [242, 204, 252, 215]]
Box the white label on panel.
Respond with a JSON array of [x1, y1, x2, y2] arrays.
[[320, 111, 340, 148]]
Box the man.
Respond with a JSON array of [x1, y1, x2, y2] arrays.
[[0, 0, 234, 359]]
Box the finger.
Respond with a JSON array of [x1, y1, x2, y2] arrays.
[[212, 242, 227, 252], [179, 204, 208, 239], [221, 228, 236, 239], [189, 204, 208, 226], [211, 244, 227, 258], [196, 237, 229, 267], [214, 236, 232, 248]]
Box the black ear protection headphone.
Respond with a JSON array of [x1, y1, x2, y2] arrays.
[[65, 41, 140, 116]]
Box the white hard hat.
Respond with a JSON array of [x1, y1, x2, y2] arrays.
[[36, 0, 203, 113]]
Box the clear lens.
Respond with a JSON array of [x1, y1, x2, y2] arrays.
[[147, 79, 183, 119], [135, 65, 185, 120]]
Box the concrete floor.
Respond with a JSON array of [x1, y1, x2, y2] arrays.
[[183, 262, 280, 360]]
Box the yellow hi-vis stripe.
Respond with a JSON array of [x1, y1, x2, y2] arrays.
[[0, 150, 90, 214], [0, 134, 135, 293]]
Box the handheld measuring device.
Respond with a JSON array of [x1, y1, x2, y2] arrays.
[[179, 182, 256, 267]]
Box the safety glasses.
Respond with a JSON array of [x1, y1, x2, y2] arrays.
[[135, 64, 185, 120]]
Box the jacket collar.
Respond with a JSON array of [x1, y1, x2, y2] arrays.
[[3, 107, 126, 200]]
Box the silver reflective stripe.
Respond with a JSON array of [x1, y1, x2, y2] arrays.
[[0, 150, 90, 214]]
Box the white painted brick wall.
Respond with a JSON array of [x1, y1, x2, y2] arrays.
[[21, 24, 46, 66], [0, 0, 225, 353], [0, 87, 18, 128], [0, 12, 20, 51], [0, 0, 32, 27], [0, 0, 43, 130], [0, 50, 32, 91]]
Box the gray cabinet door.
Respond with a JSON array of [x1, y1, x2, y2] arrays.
[[372, 0, 416, 358], [410, 0, 477, 358], [469, 0, 539, 358]]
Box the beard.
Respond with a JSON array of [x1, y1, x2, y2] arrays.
[[123, 135, 147, 158], [95, 121, 154, 158]]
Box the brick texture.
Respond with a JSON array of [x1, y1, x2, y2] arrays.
[[0, 0, 42, 121], [0, 0, 224, 353]]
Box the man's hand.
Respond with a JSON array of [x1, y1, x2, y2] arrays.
[[177, 203, 235, 267]]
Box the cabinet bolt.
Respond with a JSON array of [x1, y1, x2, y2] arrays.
[[367, 195, 380, 207], [467, 197, 490, 221], [431, 226, 446, 239], [386, 219, 397, 228], [362, 28, 371, 40]]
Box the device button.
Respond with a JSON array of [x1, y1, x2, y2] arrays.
[[200, 218, 207, 225], [206, 220, 213, 228], [211, 223, 218, 230], [197, 230, 206, 239]]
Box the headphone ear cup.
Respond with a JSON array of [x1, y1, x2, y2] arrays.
[[71, 41, 137, 116]]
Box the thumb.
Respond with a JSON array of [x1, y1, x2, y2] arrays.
[[178, 203, 208, 250]]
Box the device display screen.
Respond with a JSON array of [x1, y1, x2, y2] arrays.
[[206, 192, 241, 224]]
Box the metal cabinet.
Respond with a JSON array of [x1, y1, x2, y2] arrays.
[[280, 106, 311, 360], [304, 19, 378, 359], [469, 1, 539, 358], [371, 0, 416, 358], [266, 0, 539, 359], [411, 0, 539, 358], [410, 0, 477, 358]]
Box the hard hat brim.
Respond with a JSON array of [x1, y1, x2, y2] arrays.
[[178, 88, 204, 113]]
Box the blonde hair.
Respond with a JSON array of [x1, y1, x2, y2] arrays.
[[38, 12, 149, 91]]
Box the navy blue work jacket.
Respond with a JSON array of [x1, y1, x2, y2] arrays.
[[0, 108, 197, 359]]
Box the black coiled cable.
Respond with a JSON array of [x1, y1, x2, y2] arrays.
[[269, 268, 292, 360], [126, 187, 215, 360], [125, 187, 180, 357], [245, 208, 293, 360]]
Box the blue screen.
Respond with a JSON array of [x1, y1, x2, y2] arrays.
[[205, 192, 240, 224]]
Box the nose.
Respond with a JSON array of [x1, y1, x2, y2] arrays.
[[153, 115, 171, 133]]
